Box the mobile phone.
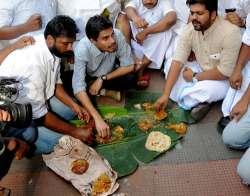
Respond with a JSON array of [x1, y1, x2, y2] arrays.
[[225, 8, 236, 13]]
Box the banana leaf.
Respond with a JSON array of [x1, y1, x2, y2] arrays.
[[97, 105, 128, 117], [96, 142, 138, 177]]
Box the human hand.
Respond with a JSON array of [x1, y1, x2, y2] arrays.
[[154, 95, 168, 111], [183, 67, 194, 82], [25, 14, 42, 32], [13, 36, 35, 49], [229, 70, 242, 90], [225, 12, 244, 27], [133, 16, 148, 29], [71, 103, 90, 122], [230, 98, 249, 122], [94, 117, 111, 138], [134, 58, 144, 72], [72, 127, 94, 144], [136, 30, 147, 45], [0, 109, 11, 122], [5, 138, 29, 160], [89, 78, 103, 96]]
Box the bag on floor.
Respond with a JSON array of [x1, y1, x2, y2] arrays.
[[43, 135, 119, 196]]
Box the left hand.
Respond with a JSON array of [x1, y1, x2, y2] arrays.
[[71, 103, 90, 122], [13, 36, 35, 49], [225, 12, 244, 27], [183, 67, 194, 82], [89, 78, 103, 96], [230, 98, 249, 122], [136, 30, 147, 45]]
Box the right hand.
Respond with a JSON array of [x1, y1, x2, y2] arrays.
[[0, 109, 11, 121], [25, 14, 42, 32], [230, 98, 249, 122], [133, 16, 148, 29], [94, 117, 111, 138], [229, 70, 242, 90], [13, 36, 35, 49], [5, 138, 29, 160], [72, 127, 94, 144], [154, 95, 168, 111]]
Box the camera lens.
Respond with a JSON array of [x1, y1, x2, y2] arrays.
[[7, 103, 32, 128]]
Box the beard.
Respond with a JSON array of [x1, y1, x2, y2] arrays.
[[192, 20, 202, 31], [49, 46, 74, 59]]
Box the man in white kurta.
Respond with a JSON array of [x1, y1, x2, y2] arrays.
[[155, 0, 242, 121], [57, 0, 121, 41], [222, 13, 250, 118], [0, 0, 57, 48], [125, 0, 176, 70], [222, 14, 250, 186]]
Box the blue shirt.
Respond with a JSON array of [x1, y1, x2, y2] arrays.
[[73, 29, 134, 94]]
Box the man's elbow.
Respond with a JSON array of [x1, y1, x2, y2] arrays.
[[165, 12, 177, 29]]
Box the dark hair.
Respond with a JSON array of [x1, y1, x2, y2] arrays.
[[186, 0, 217, 13], [44, 15, 79, 39], [85, 15, 113, 41]]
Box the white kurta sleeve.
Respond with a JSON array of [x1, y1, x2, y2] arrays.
[[0, 0, 15, 28], [243, 14, 250, 46]]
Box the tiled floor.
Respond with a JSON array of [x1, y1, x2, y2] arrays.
[[1, 70, 250, 195]]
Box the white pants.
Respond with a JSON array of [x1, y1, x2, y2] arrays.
[[170, 62, 230, 109], [130, 22, 173, 69], [222, 61, 250, 117]]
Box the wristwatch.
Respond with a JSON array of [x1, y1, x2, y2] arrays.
[[101, 75, 107, 81], [192, 72, 198, 83]]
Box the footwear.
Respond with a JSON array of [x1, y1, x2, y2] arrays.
[[190, 103, 211, 121], [137, 72, 150, 89], [100, 89, 121, 101], [217, 116, 230, 134], [0, 187, 11, 196]]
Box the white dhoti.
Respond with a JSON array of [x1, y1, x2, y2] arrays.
[[130, 22, 173, 69], [170, 62, 230, 109], [222, 61, 250, 117]]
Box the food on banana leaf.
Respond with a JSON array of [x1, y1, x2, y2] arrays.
[[71, 159, 89, 175], [133, 103, 142, 110], [145, 131, 171, 152], [154, 110, 167, 121], [92, 173, 112, 196], [96, 126, 124, 144], [104, 112, 115, 120], [138, 119, 153, 132], [165, 122, 188, 134], [142, 102, 154, 111]]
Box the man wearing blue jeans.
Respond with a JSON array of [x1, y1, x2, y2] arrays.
[[0, 16, 94, 156], [222, 14, 250, 186]]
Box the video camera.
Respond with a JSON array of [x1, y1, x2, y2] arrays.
[[0, 77, 32, 128]]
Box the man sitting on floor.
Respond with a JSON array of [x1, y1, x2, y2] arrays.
[[123, 0, 177, 88], [0, 16, 94, 155], [222, 14, 250, 186], [73, 15, 140, 138], [154, 0, 242, 121]]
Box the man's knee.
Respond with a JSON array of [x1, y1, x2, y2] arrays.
[[237, 158, 250, 185], [222, 122, 247, 149]]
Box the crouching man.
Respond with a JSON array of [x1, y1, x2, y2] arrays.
[[73, 15, 140, 138], [0, 16, 94, 155]]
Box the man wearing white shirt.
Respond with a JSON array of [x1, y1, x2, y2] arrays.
[[124, 0, 177, 88], [0, 0, 57, 47], [0, 16, 94, 155], [222, 14, 250, 186]]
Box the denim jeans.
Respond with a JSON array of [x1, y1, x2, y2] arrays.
[[222, 105, 250, 185], [3, 96, 75, 155]]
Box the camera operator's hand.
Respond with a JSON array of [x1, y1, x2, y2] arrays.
[[13, 36, 35, 49], [5, 138, 29, 160], [72, 127, 94, 144], [0, 109, 11, 122]]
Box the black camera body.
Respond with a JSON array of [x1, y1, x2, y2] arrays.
[[0, 78, 32, 128]]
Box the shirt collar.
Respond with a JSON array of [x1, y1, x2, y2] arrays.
[[202, 16, 220, 38], [87, 38, 103, 57]]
